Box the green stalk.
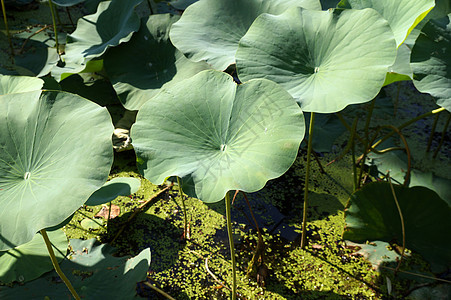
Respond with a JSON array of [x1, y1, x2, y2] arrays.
[[433, 112, 450, 158], [107, 201, 112, 229], [48, 0, 59, 55], [387, 175, 405, 275], [225, 191, 236, 300], [357, 99, 376, 188], [301, 112, 315, 249], [176, 176, 188, 239], [351, 127, 357, 191], [146, 0, 154, 14], [426, 113, 440, 152], [40, 229, 80, 300], [1, 0, 14, 60]]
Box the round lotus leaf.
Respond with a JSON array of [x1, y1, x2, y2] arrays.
[[338, 0, 435, 47], [64, 0, 143, 65], [0, 91, 113, 250], [236, 7, 397, 113], [411, 14, 451, 111], [0, 75, 43, 95], [131, 70, 305, 203], [169, 0, 321, 70], [104, 14, 211, 110], [85, 177, 141, 206], [0, 229, 67, 284], [344, 182, 451, 266]]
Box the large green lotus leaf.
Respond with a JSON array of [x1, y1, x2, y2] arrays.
[[0, 229, 67, 284], [0, 91, 113, 250], [104, 14, 210, 110], [338, 0, 435, 47], [0, 239, 150, 299], [344, 182, 451, 265], [411, 14, 451, 111], [169, 0, 321, 70], [85, 177, 141, 206], [236, 7, 397, 113], [131, 70, 305, 203], [0, 75, 43, 95], [64, 0, 143, 65]]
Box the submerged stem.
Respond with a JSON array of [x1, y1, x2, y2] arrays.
[[301, 112, 315, 249], [177, 176, 188, 239], [225, 192, 237, 300], [40, 229, 80, 300]]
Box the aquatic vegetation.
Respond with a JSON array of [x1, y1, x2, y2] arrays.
[[0, 0, 450, 298]]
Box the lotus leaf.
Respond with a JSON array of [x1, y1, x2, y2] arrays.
[[0, 75, 43, 95], [0, 91, 113, 250], [0, 239, 151, 299], [104, 14, 210, 110], [236, 7, 397, 113], [411, 14, 451, 111], [344, 182, 451, 266], [64, 0, 143, 65], [169, 0, 321, 70], [0, 229, 67, 284], [131, 70, 305, 203], [85, 177, 141, 206], [338, 0, 435, 47]]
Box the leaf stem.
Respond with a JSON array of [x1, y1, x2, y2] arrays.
[[301, 112, 315, 249], [351, 117, 358, 191], [143, 282, 176, 300], [40, 229, 80, 300], [426, 113, 439, 152], [1, 0, 14, 61], [357, 99, 376, 188], [48, 0, 60, 56], [380, 125, 412, 187], [387, 175, 405, 275], [225, 191, 237, 300], [176, 176, 188, 239], [433, 112, 450, 158]]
